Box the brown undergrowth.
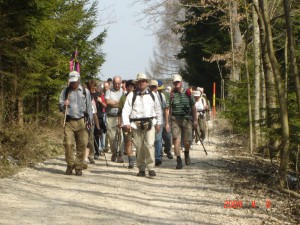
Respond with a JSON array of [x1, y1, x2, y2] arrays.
[[211, 119, 300, 224], [0, 123, 64, 178]]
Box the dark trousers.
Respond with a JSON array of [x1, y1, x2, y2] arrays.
[[162, 126, 172, 153]]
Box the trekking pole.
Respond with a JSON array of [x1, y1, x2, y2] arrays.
[[94, 137, 108, 166], [195, 129, 208, 155], [63, 92, 70, 128], [206, 120, 210, 146]]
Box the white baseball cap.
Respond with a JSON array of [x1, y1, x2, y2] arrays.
[[172, 74, 182, 82], [193, 91, 201, 97], [69, 71, 80, 82]]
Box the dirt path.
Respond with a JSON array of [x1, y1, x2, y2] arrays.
[[0, 125, 287, 225]]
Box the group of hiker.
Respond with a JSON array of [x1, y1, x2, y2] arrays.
[[59, 71, 210, 177]]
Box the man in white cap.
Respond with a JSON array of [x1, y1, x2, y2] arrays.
[[122, 73, 162, 177], [59, 71, 93, 176], [164, 74, 198, 169]]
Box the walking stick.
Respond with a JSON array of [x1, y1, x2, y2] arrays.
[[63, 92, 70, 128], [195, 129, 208, 155], [206, 120, 210, 146], [94, 137, 108, 166]]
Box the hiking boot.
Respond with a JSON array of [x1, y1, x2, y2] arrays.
[[176, 157, 183, 169], [88, 156, 95, 164], [155, 159, 162, 166], [128, 157, 134, 169], [137, 171, 145, 177], [111, 153, 117, 162], [65, 165, 74, 175], [94, 154, 100, 160], [184, 151, 191, 165], [166, 152, 173, 159], [103, 148, 109, 153], [75, 169, 82, 176], [117, 155, 124, 163], [83, 163, 88, 170], [149, 170, 156, 177]]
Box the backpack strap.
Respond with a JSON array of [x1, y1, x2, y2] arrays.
[[132, 90, 137, 106], [132, 89, 155, 107], [65, 85, 87, 100], [170, 88, 192, 106], [158, 91, 163, 103], [149, 90, 155, 102]]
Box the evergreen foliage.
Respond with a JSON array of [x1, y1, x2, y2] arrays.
[[0, 0, 106, 123], [177, 3, 230, 100]]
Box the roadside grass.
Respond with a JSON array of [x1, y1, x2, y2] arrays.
[[0, 123, 64, 178]]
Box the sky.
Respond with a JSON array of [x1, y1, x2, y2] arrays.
[[96, 0, 156, 81]]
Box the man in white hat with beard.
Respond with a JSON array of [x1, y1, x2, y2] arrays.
[[122, 73, 162, 177]]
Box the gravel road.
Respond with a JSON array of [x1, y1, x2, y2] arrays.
[[0, 129, 285, 225]]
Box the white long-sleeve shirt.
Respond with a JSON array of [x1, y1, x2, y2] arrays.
[[122, 90, 163, 127], [195, 99, 204, 116]]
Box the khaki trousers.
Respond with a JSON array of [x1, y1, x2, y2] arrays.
[[132, 126, 155, 172], [63, 118, 88, 170], [106, 116, 123, 155]]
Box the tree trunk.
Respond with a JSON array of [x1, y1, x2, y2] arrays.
[[10, 75, 17, 122], [229, 0, 244, 82], [283, 0, 300, 117], [245, 34, 253, 155], [253, 0, 261, 147], [259, 0, 290, 187], [260, 63, 267, 144], [36, 96, 39, 126], [0, 59, 3, 127], [256, 0, 280, 158], [18, 96, 24, 127]]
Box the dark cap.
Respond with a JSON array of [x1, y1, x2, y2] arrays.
[[126, 79, 134, 86], [107, 78, 112, 82]]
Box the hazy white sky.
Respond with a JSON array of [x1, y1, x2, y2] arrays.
[[97, 0, 155, 81]]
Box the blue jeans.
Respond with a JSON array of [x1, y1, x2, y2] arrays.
[[155, 125, 163, 160]]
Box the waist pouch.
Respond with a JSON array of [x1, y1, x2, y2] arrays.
[[130, 117, 153, 131], [66, 116, 84, 122]]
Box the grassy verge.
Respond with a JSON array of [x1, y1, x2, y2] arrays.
[[0, 123, 64, 178]]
